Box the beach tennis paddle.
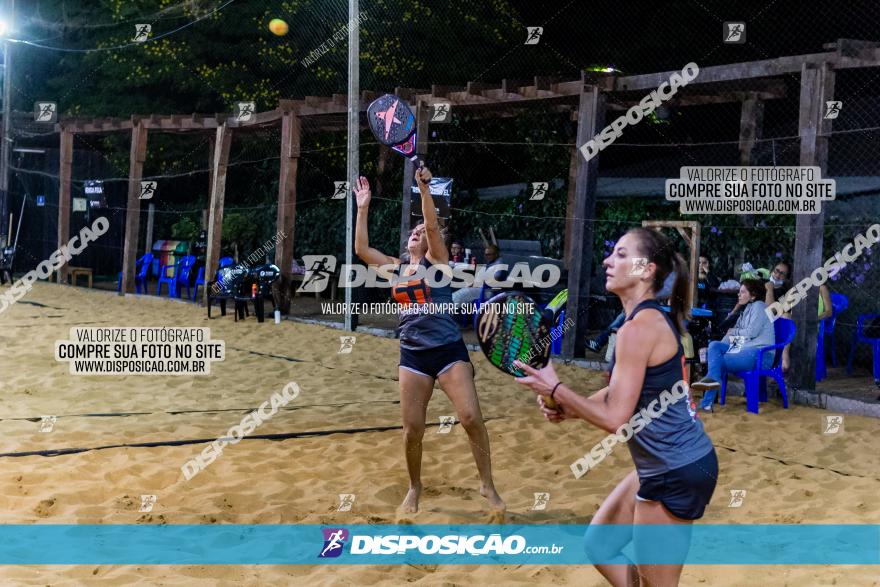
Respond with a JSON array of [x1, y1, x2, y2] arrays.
[[366, 94, 423, 167], [475, 291, 558, 409]]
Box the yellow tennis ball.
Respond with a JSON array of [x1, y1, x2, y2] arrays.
[[269, 18, 289, 36]]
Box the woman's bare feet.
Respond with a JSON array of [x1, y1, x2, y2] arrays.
[[480, 483, 506, 512], [400, 484, 422, 513]]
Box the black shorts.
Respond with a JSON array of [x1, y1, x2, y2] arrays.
[[636, 448, 718, 520], [399, 339, 471, 379]]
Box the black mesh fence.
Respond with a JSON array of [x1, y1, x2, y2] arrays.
[[2, 0, 879, 375]]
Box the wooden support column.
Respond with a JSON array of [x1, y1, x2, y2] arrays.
[[563, 141, 579, 271], [790, 62, 834, 393], [207, 136, 215, 200], [273, 110, 301, 314], [563, 83, 606, 359], [144, 204, 155, 254], [120, 121, 148, 294], [203, 123, 233, 304], [56, 128, 73, 284], [398, 101, 429, 255], [738, 93, 764, 165]]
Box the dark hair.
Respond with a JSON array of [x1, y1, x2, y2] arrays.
[[773, 260, 791, 274], [740, 278, 765, 301], [626, 227, 689, 335], [485, 244, 500, 254]]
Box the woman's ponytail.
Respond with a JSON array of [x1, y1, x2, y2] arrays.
[[626, 227, 691, 334]]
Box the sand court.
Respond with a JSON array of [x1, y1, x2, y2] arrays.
[[0, 282, 878, 585]]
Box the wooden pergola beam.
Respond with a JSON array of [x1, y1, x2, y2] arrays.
[[120, 121, 149, 294], [609, 46, 879, 92], [203, 123, 233, 305], [56, 128, 73, 285]]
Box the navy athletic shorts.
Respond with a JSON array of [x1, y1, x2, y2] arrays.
[[636, 448, 718, 520], [399, 339, 471, 379]]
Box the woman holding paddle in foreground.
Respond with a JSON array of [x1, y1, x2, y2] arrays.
[[516, 227, 717, 586], [354, 167, 504, 514]]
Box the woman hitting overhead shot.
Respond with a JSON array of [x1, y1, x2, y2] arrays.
[[515, 228, 718, 587], [354, 166, 504, 514]]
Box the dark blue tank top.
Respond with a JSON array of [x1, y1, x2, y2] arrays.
[[608, 299, 714, 477], [391, 256, 461, 350]]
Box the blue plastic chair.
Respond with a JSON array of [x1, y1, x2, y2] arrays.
[[193, 256, 234, 302], [173, 256, 197, 299], [846, 313, 880, 385], [156, 257, 182, 297], [824, 293, 848, 367], [117, 253, 154, 294], [720, 318, 795, 414]]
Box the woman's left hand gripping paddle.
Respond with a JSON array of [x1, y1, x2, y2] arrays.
[[514, 360, 568, 422]]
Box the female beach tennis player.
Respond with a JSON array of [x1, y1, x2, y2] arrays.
[[354, 167, 505, 514], [516, 227, 717, 586]]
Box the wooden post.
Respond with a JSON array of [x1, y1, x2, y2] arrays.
[[735, 93, 765, 270], [563, 83, 605, 358], [273, 109, 301, 314], [790, 62, 834, 393], [207, 136, 215, 202], [144, 203, 155, 254], [398, 101, 429, 255], [738, 93, 764, 166], [120, 120, 148, 294], [56, 127, 73, 284], [563, 141, 579, 271], [204, 123, 233, 304]]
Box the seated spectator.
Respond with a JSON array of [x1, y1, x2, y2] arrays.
[[452, 244, 506, 307], [764, 261, 792, 307], [697, 255, 720, 309], [484, 244, 502, 265], [692, 279, 775, 411], [449, 241, 465, 264]]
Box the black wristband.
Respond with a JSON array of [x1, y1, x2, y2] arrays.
[[550, 382, 562, 402]]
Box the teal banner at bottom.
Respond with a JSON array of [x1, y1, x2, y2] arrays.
[[0, 525, 877, 565]]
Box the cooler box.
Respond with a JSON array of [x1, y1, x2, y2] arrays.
[[151, 240, 188, 276]]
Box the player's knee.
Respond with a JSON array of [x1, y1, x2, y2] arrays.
[[583, 524, 629, 564], [403, 422, 425, 441], [456, 410, 481, 432]]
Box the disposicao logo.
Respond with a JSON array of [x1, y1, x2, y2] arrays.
[[318, 528, 349, 558]]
